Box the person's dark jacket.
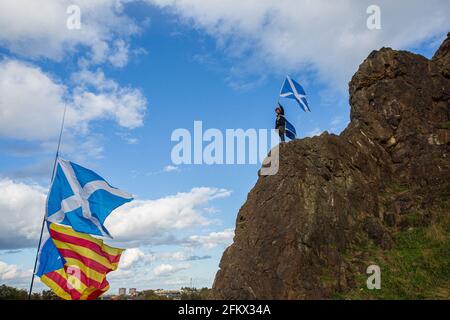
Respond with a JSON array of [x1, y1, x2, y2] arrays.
[[275, 114, 285, 129], [275, 104, 286, 129]]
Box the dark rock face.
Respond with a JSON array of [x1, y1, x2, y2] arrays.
[[212, 33, 450, 299]]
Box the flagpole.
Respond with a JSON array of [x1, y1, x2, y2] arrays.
[[28, 104, 68, 299], [277, 75, 287, 105]]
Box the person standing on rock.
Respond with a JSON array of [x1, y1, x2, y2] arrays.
[[275, 104, 286, 142]]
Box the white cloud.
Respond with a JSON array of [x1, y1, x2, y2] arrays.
[[158, 251, 211, 261], [306, 128, 323, 137], [61, 134, 106, 161], [160, 251, 188, 261], [111, 249, 211, 287], [108, 39, 130, 68], [107, 187, 231, 245], [70, 68, 147, 130], [0, 180, 230, 250], [0, 60, 147, 142], [146, 0, 450, 88], [0, 0, 139, 66], [163, 165, 179, 172], [119, 248, 155, 269], [0, 261, 31, 281], [187, 228, 234, 249], [330, 116, 348, 134], [0, 60, 67, 141], [115, 132, 140, 145], [153, 263, 191, 277], [0, 179, 46, 249], [203, 207, 218, 214], [126, 138, 139, 145], [145, 165, 181, 176], [331, 117, 343, 127], [70, 67, 118, 91], [0, 2, 148, 160]]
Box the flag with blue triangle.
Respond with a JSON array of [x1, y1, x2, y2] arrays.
[[280, 75, 311, 112], [285, 118, 297, 140], [46, 158, 133, 238]]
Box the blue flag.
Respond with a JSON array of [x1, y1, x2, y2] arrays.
[[36, 234, 65, 277], [46, 158, 133, 237], [285, 118, 297, 140], [280, 75, 311, 112]]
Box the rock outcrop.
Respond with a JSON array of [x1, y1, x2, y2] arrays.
[[212, 33, 450, 299]]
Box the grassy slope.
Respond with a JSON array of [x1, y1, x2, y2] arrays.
[[337, 189, 449, 300]]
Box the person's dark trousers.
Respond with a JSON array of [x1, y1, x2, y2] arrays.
[[278, 127, 285, 142]]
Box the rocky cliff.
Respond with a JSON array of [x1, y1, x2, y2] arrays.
[[212, 33, 450, 299]]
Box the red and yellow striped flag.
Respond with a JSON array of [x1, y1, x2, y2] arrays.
[[40, 223, 124, 300]]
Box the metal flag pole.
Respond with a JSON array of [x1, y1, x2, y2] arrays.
[[28, 104, 68, 299], [277, 75, 287, 105]]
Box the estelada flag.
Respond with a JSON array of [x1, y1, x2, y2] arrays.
[[37, 223, 124, 300]]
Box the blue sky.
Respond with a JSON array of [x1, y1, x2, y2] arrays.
[[0, 0, 449, 294]]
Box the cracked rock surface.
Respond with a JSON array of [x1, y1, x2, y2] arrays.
[[212, 34, 450, 299]]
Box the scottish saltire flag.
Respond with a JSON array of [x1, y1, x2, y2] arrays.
[[280, 75, 311, 112], [46, 158, 133, 237], [285, 118, 297, 140], [37, 223, 123, 300]]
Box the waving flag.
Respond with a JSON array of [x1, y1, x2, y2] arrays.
[[37, 223, 123, 300], [36, 158, 130, 300], [285, 118, 297, 140], [46, 158, 133, 237], [280, 75, 311, 112]]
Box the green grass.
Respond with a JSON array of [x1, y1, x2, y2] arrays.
[[404, 212, 425, 228], [338, 213, 450, 300]]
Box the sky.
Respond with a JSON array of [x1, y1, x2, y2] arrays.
[[0, 0, 449, 294]]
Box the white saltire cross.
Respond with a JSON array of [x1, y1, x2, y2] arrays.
[[46, 158, 132, 238]]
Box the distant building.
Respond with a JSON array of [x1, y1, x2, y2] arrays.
[[129, 288, 137, 296], [154, 289, 181, 299], [118, 288, 126, 296]]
